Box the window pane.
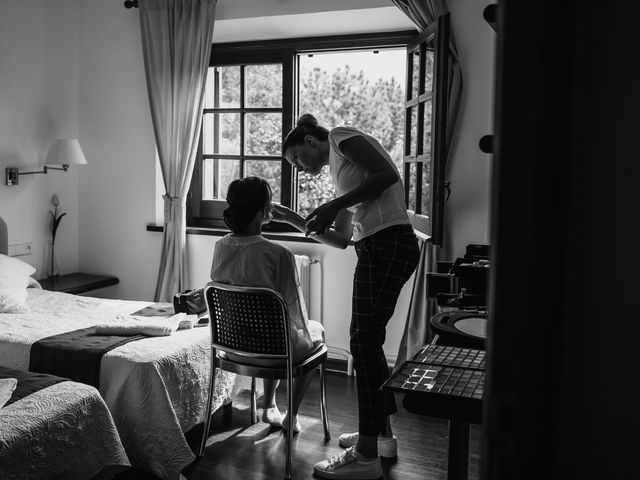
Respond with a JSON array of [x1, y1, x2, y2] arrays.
[[298, 48, 405, 216], [245, 112, 282, 156], [408, 162, 417, 211], [423, 100, 433, 155], [424, 50, 435, 95], [203, 113, 240, 155], [297, 166, 336, 219], [409, 106, 418, 156], [244, 160, 282, 203], [411, 50, 421, 99], [205, 66, 240, 109], [245, 64, 282, 108], [421, 160, 431, 215], [202, 158, 240, 200]]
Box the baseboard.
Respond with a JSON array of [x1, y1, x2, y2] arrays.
[[325, 349, 397, 375], [325, 356, 350, 374]]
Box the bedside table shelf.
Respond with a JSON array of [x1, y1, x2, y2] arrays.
[[39, 273, 119, 294]]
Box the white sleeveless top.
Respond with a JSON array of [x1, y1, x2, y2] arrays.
[[328, 126, 410, 242]]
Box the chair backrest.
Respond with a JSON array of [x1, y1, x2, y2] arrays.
[[204, 282, 291, 359]]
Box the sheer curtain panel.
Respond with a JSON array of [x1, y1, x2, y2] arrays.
[[139, 0, 217, 301], [395, 237, 438, 367]]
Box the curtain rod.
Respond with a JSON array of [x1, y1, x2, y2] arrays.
[[124, 0, 138, 8]]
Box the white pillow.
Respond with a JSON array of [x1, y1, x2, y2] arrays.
[[0, 378, 18, 409], [27, 277, 42, 289], [0, 254, 36, 313]]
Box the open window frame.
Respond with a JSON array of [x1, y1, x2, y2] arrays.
[[187, 48, 295, 230], [186, 28, 450, 237], [403, 13, 451, 245]]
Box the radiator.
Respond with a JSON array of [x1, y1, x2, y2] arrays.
[[294, 254, 353, 375], [294, 254, 319, 321]]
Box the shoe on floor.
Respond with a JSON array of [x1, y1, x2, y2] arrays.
[[313, 447, 382, 479], [338, 432, 397, 458], [261, 406, 283, 428], [281, 412, 301, 434]]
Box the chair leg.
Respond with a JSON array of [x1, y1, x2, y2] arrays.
[[319, 363, 331, 441], [199, 350, 217, 458], [251, 377, 258, 424], [285, 369, 294, 480]]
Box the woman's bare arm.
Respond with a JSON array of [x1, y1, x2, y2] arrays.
[[305, 135, 398, 235], [271, 204, 352, 249]]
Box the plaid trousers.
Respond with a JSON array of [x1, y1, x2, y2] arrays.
[[351, 224, 420, 436]]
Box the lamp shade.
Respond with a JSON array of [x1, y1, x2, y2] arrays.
[[44, 139, 87, 166]]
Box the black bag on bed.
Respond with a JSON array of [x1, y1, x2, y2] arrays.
[[173, 288, 206, 315]]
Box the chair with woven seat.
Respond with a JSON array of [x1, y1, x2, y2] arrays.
[[199, 282, 331, 480]]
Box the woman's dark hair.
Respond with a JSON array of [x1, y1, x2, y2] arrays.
[[223, 177, 272, 234], [282, 113, 329, 154]]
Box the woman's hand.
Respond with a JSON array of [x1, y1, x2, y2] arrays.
[[271, 204, 303, 228], [305, 201, 340, 236]]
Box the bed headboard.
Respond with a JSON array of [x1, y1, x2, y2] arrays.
[[0, 216, 7, 255]]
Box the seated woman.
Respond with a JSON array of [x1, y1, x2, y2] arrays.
[[210, 176, 324, 433]]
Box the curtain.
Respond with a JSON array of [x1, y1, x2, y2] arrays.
[[395, 237, 438, 368], [391, 0, 463, 158], [139, 0, 216, 301]]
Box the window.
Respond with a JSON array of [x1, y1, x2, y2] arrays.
[[403, 14, 451, 244], [188, 29, 449, 240], [188, 49, 294, 227]]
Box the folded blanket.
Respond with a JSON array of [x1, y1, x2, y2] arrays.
[[30, 328, 145, 389], [0, 367, 67, 407], [94, 313, 189, 337], [0, 378, 18, 409]]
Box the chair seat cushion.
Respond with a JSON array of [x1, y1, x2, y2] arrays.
[[220, 341, 324, 367]]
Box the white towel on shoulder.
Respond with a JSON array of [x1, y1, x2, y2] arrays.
[[94, 313, 188, 337], [0, 378, 18, 409]]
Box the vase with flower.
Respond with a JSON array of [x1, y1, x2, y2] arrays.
[[48, 194, 66, 280]]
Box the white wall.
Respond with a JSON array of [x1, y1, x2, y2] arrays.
[[215, 0, 396, 20], [0, 0, 81, 278], [443, 0, 495, 259], [77, 0, 160, 299], [212, 7, 415, 43]]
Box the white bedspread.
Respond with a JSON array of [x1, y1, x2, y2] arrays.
[[0, 289, 236, 480], [0, 381, 129, 479]]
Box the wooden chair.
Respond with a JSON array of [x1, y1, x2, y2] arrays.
[[199, 282, 331, 480]]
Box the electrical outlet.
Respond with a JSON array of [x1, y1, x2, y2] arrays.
[[8, 242, 33, 256]]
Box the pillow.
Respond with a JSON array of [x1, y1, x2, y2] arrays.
[[27, 277, 42, 289], [0, 378, 18, 409], [0, 254, 36, 313]]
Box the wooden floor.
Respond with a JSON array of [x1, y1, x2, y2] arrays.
[[183, 371, 481, 480]]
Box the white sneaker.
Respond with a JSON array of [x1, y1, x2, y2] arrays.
[[313, 447, 382, 479], [338, 432, 398, 458]]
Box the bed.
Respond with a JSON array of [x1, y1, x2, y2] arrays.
[[0, 216, 236, 480], [0, 366, 130, 479]]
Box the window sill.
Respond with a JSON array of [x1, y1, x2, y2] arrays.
[[146, 224, 322, 244], [148, 224, 426, 246]]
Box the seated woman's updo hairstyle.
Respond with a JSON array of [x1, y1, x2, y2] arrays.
[[223, 177, 272, 234], [282, 113, 330, 153]]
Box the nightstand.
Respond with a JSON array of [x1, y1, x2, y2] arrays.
[[39, 273, 119, 294]]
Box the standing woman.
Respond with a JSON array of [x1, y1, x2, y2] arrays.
[[274, 114, 420, 479]]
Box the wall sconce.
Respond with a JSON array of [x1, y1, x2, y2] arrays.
[[5, 139, 87, 186]]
